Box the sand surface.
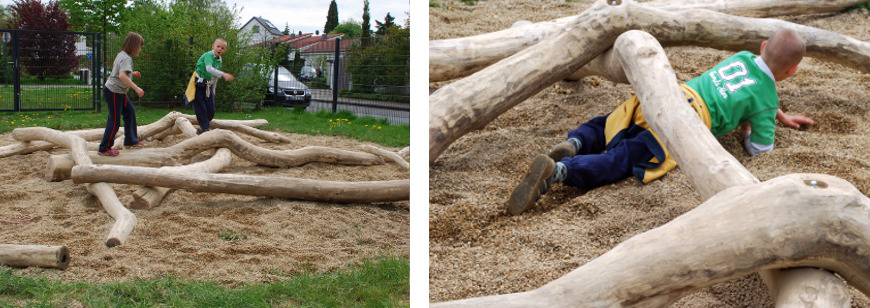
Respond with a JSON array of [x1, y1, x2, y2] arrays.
[[0, 124, 409, 285], [429, 0, 870, 306]]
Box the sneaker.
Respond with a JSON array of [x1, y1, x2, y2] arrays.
[[508, 154, 556, 215], [196, 128, 210, 135], [98, 149, 119, 156], [547, 138, 580, 162], [126, 142, 144, 147]]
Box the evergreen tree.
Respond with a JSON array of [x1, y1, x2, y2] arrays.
[[9, 0, 78, 80], [291, 49, 304, 78], [360, 0, 371, 47], [324, 0, 338, 34], [283, 23, 290, 36], [375, 13, 396, 35]]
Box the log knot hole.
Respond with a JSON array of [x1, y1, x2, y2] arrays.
[[799, 285, 818, 302], [804, 179, 828, 189]]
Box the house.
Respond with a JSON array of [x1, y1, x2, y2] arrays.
[[258, 32, 357, 91], [240, 17, 284, 46]]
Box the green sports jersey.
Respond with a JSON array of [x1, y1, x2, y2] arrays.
[[195, 50, 222, 81], [685, 51, 779, 145]]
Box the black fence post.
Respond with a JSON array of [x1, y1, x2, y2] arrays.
[[12, 31, 19, 112], [332, 37, 340, 113], [95, 33, 101, 113]]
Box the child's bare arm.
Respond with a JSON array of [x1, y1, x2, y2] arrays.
[[119, 71, 144, 97]]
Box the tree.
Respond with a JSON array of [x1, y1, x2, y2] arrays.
[[59, 0, 128, 76], [0, 5, 12, 28], [375, 12, 396, 35], [324, 0, 338, 34], [9, 0, 78, 80], [291, 49, 304, 78], [360, 0, 371, 47], [346, 26, 409, 98], [330, 18, 362, 38]]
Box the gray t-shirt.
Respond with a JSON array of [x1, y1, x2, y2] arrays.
[[105, 51, 133, 94]]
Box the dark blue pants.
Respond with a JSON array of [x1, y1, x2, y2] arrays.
[[99, 87, 139, 152], [560, 114, 654, 190], [191, 86, 215, 130]]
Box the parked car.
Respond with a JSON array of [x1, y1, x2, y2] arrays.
[[299, 66, 317, 81], [264, 66, 311, 109]]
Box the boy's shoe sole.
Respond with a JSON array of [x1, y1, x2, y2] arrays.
[[548, 141, 577, 162], [507, 154, 555, 215], [126, 142, 144, 147]]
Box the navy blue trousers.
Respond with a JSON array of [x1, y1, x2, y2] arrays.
[[560, 114, 654, 190], [191, 86, 215, 130], [98, 87, 139, 152]]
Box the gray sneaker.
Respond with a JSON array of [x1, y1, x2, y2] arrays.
[[547, 138, 580, 162], [508, 154, 556, 215]]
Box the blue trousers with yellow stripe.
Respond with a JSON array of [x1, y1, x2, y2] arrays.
[[561, 114, 655, 190]]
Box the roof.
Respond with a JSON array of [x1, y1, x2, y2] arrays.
[[242, 17, 283, 36], [253, 33, 353, 52], [301, 37, 358, 53]]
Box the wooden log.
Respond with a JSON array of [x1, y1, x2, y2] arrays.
[[361, 145, 409, 170], [431, 173, 870, 307], [615, 30, 846, 308], [430, 1, 870, 163], [396, 146, 410, 159], [11, 127, 137, 247], [430, 0, 624, 163], [130, 148, 233, 210], [44, 129, 384, 181], [71, 164, 410, 203], [0, 244, 69, 270], [429, 0, 869, 82]]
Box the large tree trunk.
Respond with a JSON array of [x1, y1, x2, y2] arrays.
[[431, 173, 870, 307], [71, 164, 410, 203], [429, 1, 870, 163], [429, 0, 869, 82], [44, 129, 384, 181], [130, 148, 233, 210], [0, 244, 70, 270], [614, 30, 848, 307]]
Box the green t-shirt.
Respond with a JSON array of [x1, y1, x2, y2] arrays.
[[685, 51, 779, 145], [195, 50, 222, 81]]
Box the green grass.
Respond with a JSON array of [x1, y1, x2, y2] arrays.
[[0, 105, 410, 148], [429, 1, 440, 7], [0, 85, 94, 111], [0, 255, 409, 307], [847, 1, 870, 11]]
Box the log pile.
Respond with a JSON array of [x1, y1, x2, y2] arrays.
[[3, 111, 408, 252]]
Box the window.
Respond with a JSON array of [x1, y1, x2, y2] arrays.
[[252, 25, 260, 33]]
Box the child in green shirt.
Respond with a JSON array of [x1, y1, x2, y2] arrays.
[[509, 29, 814, 215], [188, 38, 234, 134]]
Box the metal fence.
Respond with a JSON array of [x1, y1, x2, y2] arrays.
[[102, 34, 410, 125], [0, 29, 101, 112]]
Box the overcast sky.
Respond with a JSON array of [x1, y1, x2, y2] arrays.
[[0, 0, 410, 35]]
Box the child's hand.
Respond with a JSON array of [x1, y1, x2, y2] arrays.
[[779, 113, 814, 129], [134, 87, 144, 98], [132, 71, 141, 79], [222, 73, 234, 82]]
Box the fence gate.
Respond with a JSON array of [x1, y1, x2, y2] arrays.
[[0, 29, 101, 112]]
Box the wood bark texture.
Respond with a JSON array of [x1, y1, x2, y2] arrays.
[[0, 244, 70, 270], [432, 173, 870, 307], [45, 129, 384, 181], [429, 0, 869, 82], [130, 148, 233, 210], [361, 145, 410, 170], [71, 164, 410, 203], [10, 127, 137, 247]]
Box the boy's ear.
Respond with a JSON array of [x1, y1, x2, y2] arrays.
[[760, 40, 767, 54], [785, 65, 799, 78]]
